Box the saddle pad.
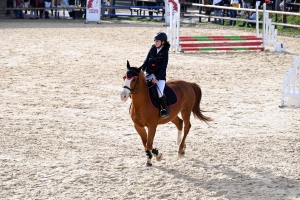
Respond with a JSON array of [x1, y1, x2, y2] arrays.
[[148, 84, 178, 110]]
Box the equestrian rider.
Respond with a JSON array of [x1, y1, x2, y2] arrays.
[[140, 32, 171, 118]]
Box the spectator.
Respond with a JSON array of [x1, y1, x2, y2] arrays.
[[229, 0, 239, 26], [38, 0, 45, 18], [239, 0, 245, 15], [45, 0, 51, 18], [67, 0, 75, 19], [204, 0, 213, 22], [213, 0, 223, 24], [80, 0, 86, 18], [15, 0, 24, 19], [243, 0, 253, 16], [280, 0, 292, 10], [6, 0, 13, 15], [146, 1, 156, 19], [180, 0, 187, 15], [223, 0, 230, 16], [242, 11, 256, 27], [61, 0, 68, 17], [54, 0, 61, 18], [30, 0, 38, 18], [24, 0, 30, 14]]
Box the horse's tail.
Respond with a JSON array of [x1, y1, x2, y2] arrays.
[[188, 82, 213, 124]]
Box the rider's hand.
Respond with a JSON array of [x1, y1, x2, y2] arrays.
[[152, 79, 158, 84]]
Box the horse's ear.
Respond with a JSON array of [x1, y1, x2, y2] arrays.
[[127, 60, 131, 69]]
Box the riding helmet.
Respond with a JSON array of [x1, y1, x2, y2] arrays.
[[154, 32, 168, 41]]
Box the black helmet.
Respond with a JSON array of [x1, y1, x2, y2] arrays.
[[154, 32, 168, 41]]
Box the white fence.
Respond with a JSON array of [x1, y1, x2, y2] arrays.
[[281, 56, 300, 108], [262, 3, 277, 46], [166, 2, 280, 52]]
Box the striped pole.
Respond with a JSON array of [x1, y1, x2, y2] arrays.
[[182, 47, 264, 51], [180, 41, 263, 48], [180, 36, 262, 41]]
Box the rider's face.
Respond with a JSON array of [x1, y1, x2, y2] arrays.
[[154, 40, 163, 48]]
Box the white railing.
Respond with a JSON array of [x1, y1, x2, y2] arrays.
[[262, 3, 278, 46], [281, 56, 300, 107]]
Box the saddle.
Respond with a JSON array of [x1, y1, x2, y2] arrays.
[[147, 81, 178, 110]]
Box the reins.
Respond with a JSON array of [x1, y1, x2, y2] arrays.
[[132, 80, 155, 95]]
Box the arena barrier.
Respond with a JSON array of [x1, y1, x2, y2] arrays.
[[166, 2, 280, 53], [101, 5, 164, 18], [280, 56, 300, 108]]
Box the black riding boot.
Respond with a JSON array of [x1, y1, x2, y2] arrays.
[[159, 96, 169, 118]]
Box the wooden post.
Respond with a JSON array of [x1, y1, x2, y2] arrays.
[[283, 0, 287, 23]]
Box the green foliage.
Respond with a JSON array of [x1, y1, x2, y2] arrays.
[[269, 13, 300, 34], [220, 12, 300, 35]]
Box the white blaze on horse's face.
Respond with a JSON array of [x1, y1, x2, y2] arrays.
[[120, 78, 132, 101]]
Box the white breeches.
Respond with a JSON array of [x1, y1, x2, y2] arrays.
[[145, 73, 165, 98]]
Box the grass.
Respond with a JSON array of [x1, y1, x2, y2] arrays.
[[269, 13, 300, 35]]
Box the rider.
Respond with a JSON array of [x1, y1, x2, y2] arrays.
[[140, 32, 171, 119]]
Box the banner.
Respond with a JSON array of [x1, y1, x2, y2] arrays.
[[165, 0, 179, 25], [86, 0, 101, 24]]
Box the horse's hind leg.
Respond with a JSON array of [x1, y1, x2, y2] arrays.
[[178, 111, 192, 157], [171, 116, 183, 146]]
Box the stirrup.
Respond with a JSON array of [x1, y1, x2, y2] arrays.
[[160, 109, 169, 118]]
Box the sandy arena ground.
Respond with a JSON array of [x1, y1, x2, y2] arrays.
[[0, 19, 299, 199]]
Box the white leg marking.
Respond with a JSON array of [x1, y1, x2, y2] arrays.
[[177, 130, 182, 146]]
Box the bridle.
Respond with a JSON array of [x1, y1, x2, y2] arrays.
[[123, 70, 155, 95]]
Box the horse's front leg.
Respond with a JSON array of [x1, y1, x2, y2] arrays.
[[145, 125, 162, 166], [134, 123, 147, 148]]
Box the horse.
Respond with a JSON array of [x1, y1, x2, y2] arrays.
[[120, 61, 213, 166]]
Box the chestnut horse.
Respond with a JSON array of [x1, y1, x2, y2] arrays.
[[120, 61, 212, 166]]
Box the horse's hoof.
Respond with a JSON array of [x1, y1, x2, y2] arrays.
[[156, 153, 163, 161], [178, 151, 185, 158], [146, 161, 152, 167]]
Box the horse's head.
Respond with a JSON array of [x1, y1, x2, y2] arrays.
[[120, 60, 143, 101]]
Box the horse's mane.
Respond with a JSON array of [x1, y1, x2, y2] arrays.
[[138, 69, 146, 84]]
